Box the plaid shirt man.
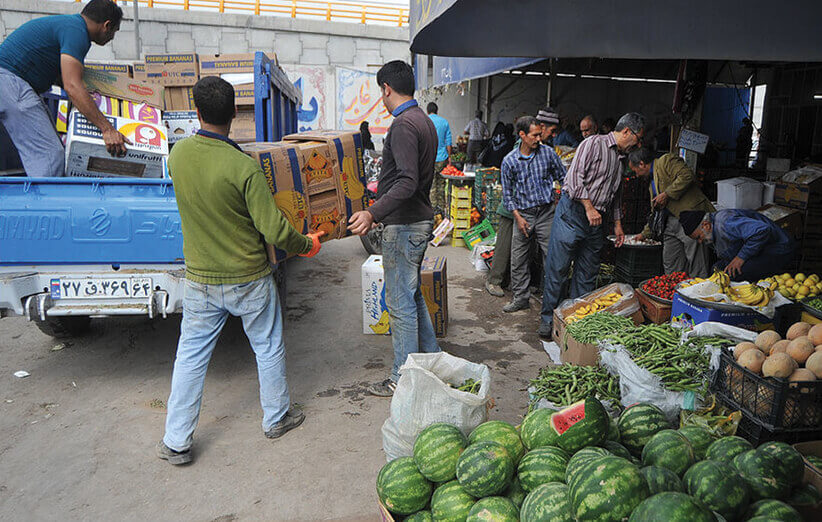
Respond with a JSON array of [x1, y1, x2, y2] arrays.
[[501, 143, 566, 211]]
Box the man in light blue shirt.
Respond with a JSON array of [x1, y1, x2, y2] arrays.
[[427, 102, 452, 211]]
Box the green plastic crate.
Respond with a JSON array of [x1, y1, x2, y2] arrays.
[[461, 219, 496, 250]]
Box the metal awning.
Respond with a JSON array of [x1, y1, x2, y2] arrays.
[[410, 0, 822, 62]]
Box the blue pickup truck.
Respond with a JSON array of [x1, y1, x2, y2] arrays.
[[0, 53, 301, 337]]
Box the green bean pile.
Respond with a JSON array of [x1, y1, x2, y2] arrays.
[[565, 312, 635, 344], [529, 365, 621, 410], [451, 378, 481, 394]]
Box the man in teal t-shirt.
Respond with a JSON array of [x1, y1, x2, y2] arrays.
[[0, 0, 128, 176], [426, 102, 452, 211]]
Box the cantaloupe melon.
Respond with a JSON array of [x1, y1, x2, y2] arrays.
[[755, 330, 781, 353], [805, 351, 822, 379], [770, 340, 790, 355], [738, 349, 766, 374], [762, 353, 797, 378], [809, 324, 822, 346], [787, 337, 815, 365], [789, 368, 817, 382], [787, 322, 812, 340], [734, 342, 758, 361]]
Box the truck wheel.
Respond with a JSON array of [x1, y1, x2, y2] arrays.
[[360, 229, 382, 255], [34, 316, 91, 339]]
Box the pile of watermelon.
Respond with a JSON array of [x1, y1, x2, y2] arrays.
[[376, 400, 820, 521]]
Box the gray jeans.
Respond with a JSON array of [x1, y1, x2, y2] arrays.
[[0, 67, 64, 177], [664, 214, 709, 278], [510, 203, 554, 302]]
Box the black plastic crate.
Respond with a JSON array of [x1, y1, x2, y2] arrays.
[[615, 245, 662, 274], [712, 347, 822, 430], [732, 406, 822, 446]]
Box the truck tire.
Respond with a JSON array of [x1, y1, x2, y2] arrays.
[[34, 316, 91, 339]]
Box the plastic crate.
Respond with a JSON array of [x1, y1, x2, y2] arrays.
[[711, 347, 822, 430], [451, 185, 472, 200], [452, 217, 471, 230], [450, 197, 472, 210], [734, 412, 822, 446], [461, 219, 495, 251], [614, 245, 663, 279]]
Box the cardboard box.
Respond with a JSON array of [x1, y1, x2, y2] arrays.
[[198, 52, 276, 76], [229, 109, 256, 144], [163, 111, 200, 144], [671, 292, 775, 331], [91, 92, 119, 117], [65, 110, 168, 178], [552, 302, 644, 366], [163, 86, 195, 111], [636, 288, 673, 324], [145, 53, 199, 86], [133, 62, 146, 81], [421, 256, 448, 337], [308, 190, 346, 241], [278, 141, 338, 195], [757, 204, 804, 240], [83, 69, 163, 108], [120, 101, 161, 125], [55, 100, 69, 133], [233, 82, 255, 106], [716, 177, 763, 210], [85, 61, 132, 76]]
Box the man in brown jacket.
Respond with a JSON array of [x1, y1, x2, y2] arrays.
[[630, 147, 714, 277]]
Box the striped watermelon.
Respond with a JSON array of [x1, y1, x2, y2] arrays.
[[602, 440, 632, 461], [403, 511, 434, 522], [520, 408, 557, 450], [789, 483, 821, 507], [504, 476, 526, 508], [683, 459, 751, 521], [413, 423, 468, 483], [469, 420, 525, 464], [617, 403, 668, 456], [466, 496, 519, 522], [733, 449, 792, 501], [745, 499, 802, 521], [627, 492, 715, 522], [569, 456, 650, 521], [606, 416, 620, 442], [807, 454, 822, 470], [677, 425, 716, 460], [517, 446, 569, 492], [551, 399, 609, 453], [758, 441, 805, 486], [430, 480, 476, 522], [641, 430, 695, 477], [376, 457, 433, 515], [520, 482, 574, 522], [639, 466, 684, 495], [456, 441, 515, 497], [705, 436, 752, 463], [564, 447, 611, 488]]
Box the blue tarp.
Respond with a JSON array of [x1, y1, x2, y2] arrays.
[[430, 56, 541, 87]]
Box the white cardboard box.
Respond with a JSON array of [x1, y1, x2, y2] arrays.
[[163, 110, 200, 144], [716, 177, 763, 210], [65, 110, 168, 178], [362, 255, 390, 335]]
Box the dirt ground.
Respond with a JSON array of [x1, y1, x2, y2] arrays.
[[0, 238, 550, 521]]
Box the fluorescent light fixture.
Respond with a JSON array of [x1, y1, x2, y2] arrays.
[[815, 94, 822, 100]]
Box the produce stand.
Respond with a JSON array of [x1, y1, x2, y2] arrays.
[[636, 285, 673, 324]]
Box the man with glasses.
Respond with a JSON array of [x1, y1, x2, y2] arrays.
[[538, 112, 646, 339], [579, 115, 598, 140]]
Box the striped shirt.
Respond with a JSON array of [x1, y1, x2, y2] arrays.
[[464, 118, 489, 141], [563, 133, 624, 221], [501, 143, 566, 211]]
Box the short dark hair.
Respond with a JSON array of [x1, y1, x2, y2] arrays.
[[628, 147, 654, 166], [475, 110, 483, 119], [193, 76, 235, 126], [82, 0, 123, 26], [427, 102, 438, 114], [515, 116, 538, 136], [376, 60, 414, 97]]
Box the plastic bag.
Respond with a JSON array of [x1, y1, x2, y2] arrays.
[[676, 280, 791, 319], [557, 282, 640, 321], [381, 352, 491, 461], [681, 321, 756, 344], [470, 242, 494, 272]]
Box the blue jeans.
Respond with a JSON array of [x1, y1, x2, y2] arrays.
[[540, 194, 605, 328], [0, 67, 64, 177], [382, 221, 441, 382], [163, 275, 289, 451]]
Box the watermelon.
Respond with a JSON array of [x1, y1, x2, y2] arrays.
[[456, 441, 515, 497], [517, 446, 569, 492], [413, 423, 468, 483], [602, 440, 632, 460], [617, 403, 668, 456], [677, 425, 716, 460], [745, 499, 802, 521], [705, 436, 753, 463], [683, 459, 751, 521], [569, 456, 650, 521], [550, 399, 609, 453], [733, 449, 792, 501], [564, 447, 611, 488], [520, 408, 558, 450], [504, 476, 526, 508], [376, 457, 433, 515], [403, 511, 433, 522], [520, 482, 574, 522], [606, 416, 620, 442], [758, 441, 805, 486], [469, 420, 525, 464], [627, 492, 715, 522], [788, 483, 821, 507], [639, 466, 683, 495], [466, 496, 519, 522], [807, 454, 822, 470], [430, 480, 476, 522], [641, 430, 695, 477]]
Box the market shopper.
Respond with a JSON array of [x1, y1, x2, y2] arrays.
[[348, 61, 441, 397], [481, 121, 515, 168], [580, 115, 598, 139], [157, 77, 324, 465], [536, 107, 561, 145], [0, 0, 129, 177], [464, 110, 490, 163], [427, 102, 452, 211], [538, 113, 646, 339], [501, 116, 566, 312], [679, 209, 797, 282], [553, 123, 580, 148], [629, 147, 714, 277], [484, 207, 514, 296]]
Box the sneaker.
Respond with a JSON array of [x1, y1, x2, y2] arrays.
[[156, 440, 192, 465], [503, 299, 530, 313], [265, 408, 306, 439], [538, 323, 553, 340], [484, 281, 505, 297], [367, 379, 397, 397]]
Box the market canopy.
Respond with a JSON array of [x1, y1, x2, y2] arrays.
[[410, 0, 822, 62]]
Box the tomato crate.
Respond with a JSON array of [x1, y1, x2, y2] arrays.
[[711, 347, 822, 430], [636, 285, 672, 324]]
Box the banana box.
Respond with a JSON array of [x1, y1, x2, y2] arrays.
[[283, 141, 338, 195], [163, 111, 200, 144], [65, 109, 168, 178], [120, 101, 162, 125], [308, 190, 346, 241]]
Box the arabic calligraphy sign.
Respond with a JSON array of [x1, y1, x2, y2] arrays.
[[336, 67, 393, 147], [281, 65, 334, 133]]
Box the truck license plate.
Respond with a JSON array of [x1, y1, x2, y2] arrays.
[[51, 277, 153, 299]]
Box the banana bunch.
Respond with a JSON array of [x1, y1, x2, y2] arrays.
[[708, 270, 731, 291], [728, 283, 774, 307], [565, 292, 622, 323], [679, 277, 706, 289]]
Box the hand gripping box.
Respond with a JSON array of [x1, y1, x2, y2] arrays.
[[65, 110, 168, 178]]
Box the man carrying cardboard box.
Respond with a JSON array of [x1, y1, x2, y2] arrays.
[[0, 0, 129, 176], [157, 77, 325, 465]]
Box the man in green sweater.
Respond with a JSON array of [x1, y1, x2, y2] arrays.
[[157, 77, 324, 465]]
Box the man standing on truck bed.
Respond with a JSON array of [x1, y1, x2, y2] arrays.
[[0, 0, 129, 177], [157, 77, 325, 465]]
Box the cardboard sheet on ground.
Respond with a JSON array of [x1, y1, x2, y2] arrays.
[[676, 280, 791, 319]]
